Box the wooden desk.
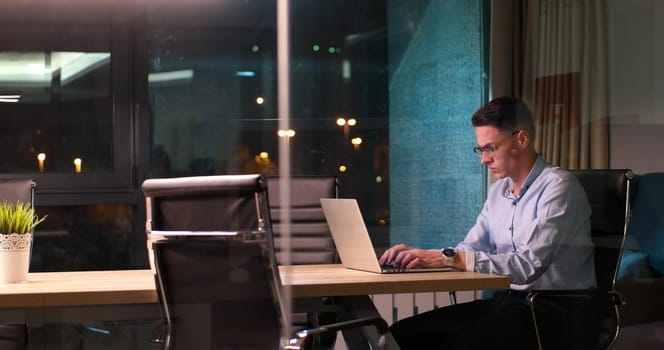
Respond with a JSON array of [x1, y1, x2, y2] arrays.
[[0, 265, 509, 309], [0, 270, 156, 309], [0, 266, 509, 348], [282, 264, 509, 298], [281, 265, 509, 349]]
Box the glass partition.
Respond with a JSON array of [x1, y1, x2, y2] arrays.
[[145, 0, 399, 248], [0, 0, 490, 277], [8, 2, 663, 276], [9, 0, 664, 348], [146, 0, 278, 178]]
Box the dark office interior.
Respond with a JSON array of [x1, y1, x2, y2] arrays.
[[1, 0, 663, 348]]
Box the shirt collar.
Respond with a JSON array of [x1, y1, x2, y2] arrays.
[[503, 155, 547, 199]]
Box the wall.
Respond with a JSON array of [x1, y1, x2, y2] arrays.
[[388, 0, 486, 248], [608, 0, 664, 173]]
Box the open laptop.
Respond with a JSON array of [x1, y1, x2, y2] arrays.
[[320, 198, 454, 273]]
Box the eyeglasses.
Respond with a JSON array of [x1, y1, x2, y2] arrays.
[[472, 130, 520, 157]]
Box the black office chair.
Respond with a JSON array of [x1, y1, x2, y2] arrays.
[[0, 179, 35, 350], [142, 174, 389, 350], [266, 176, 339, 266], [266, 176, 340, 349], [527, 169, 634, 350], [143, 174, 273, 271]]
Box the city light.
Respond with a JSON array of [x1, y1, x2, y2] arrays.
[[336, 117, 357, 127], [351, 137, 362, 150], [336, 117, 356, 138], [277, 129, 296, 138], [37, 153, 46, 172], [74, 158, 82, 173]]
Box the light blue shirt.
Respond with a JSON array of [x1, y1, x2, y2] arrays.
[[456, 156, 596, 291]]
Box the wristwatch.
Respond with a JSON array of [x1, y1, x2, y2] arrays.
[[441, 247, 456, 266]]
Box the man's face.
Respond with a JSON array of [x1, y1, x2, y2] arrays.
[[474, 125, 518, 179]]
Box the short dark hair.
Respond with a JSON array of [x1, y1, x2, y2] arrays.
[[471, 96, 534, 135]]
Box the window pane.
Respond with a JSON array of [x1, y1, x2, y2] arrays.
[[147, 0, 277, 178], [146, 0, 392, 230], [0, 51, 113, 174], [288, 0, 390, 235], [31, 204, 135, 272]]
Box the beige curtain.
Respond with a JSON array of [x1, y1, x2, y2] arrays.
[[491, 0, 609, 169]]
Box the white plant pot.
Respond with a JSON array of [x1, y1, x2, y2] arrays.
[[0, 233, 32, 283]]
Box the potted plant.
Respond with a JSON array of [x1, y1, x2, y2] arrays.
[[0, 201, 46, 283]]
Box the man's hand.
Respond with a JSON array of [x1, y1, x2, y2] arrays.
[[379, 244, 446, 269], [378, 243, 410, 266]]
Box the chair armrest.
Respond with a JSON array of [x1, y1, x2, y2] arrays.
[[285, 316, 389, 350], [527, 289, 624, 307]]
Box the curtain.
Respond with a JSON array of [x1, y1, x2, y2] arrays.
[[491, 0, 609, 169], [490, 0, 533, 104]]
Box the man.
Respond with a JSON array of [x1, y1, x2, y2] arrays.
[[379, 96, 595, 349]]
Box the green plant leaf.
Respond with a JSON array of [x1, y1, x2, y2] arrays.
[[0, 201, 47, 235]]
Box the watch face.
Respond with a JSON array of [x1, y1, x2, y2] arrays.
[[443, 248, 456, 258]]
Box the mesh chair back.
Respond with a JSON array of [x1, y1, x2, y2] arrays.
[[571, 169, 633, 292], [266, 176, 340, 347], [266, 176, 338, 265]]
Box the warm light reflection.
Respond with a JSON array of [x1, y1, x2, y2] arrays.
[[338, 165, 347, 172], [256, 97, 264, 105], [337, 117, 357, 139], [336, 117, 357, 127], [37, 153, 45, 172], [259, 152, 269, 159], [351, 137, 362, 150], [74, 158, 82, 173], [277, 129, 296, 138]]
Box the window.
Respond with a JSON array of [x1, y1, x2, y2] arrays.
[[0, 1, 134, 197], [0, 51, 113, 174]]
